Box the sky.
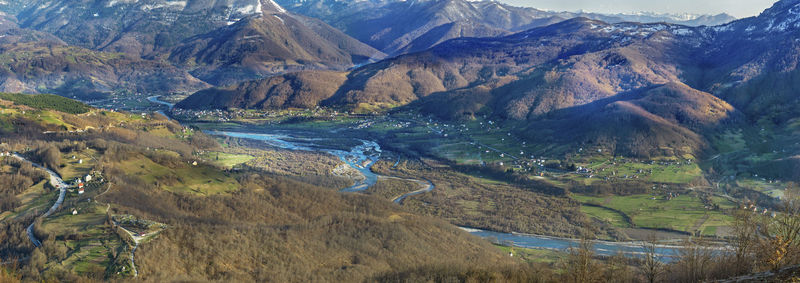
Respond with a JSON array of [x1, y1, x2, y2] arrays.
[[500, 0, 780, 18]]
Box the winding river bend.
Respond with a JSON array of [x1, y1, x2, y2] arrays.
[[207, 131, 383, 192]]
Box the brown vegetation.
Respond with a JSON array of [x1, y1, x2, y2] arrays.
[[371, 159, 614, 238]]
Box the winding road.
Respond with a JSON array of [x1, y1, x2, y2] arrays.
[[11, 154, 68, 248], [114, 223, 144, 278]]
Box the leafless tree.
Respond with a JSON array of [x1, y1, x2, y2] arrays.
[[640, 235, 662, 283]]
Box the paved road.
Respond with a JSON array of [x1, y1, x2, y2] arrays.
[[12, 154, 68, 247]]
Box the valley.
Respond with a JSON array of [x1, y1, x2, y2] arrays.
[[147, 99, 759, 246], [1, 0, 800, 281]]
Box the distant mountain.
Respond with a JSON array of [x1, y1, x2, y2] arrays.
[[693, 0, 800, 122], [179, 0, 800, 158], [11, 0, 284, 56], [0, 0, 28, 14], [520, 83, 740, 158], [0, 41, 208, 98], [594, 11, 736, 27], [177, 71, 348, 109], [275, 0, 736, 55], [169, 13, 383, 85], [0, 0, 383, 88], [181, 18, 696, 114]]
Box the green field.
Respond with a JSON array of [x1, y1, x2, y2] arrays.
[[115, 155, 240, 195], [199, 151, 254, 168], [574, 193, 735, 236], [580, 205, 631, 228], [41, 203, 128, 278]]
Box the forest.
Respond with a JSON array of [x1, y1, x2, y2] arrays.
[[0, 93, 91, 114]]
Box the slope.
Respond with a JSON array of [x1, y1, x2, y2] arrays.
[[169, 13, 382, 85]]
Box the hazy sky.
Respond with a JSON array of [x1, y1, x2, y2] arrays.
[[500, 0, 779, 18]]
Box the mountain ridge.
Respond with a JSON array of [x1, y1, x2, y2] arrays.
[[177, 0, 800, 157]]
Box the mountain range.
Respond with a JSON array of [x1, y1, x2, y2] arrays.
[[275, 0, 736, 55], [0, 0, 382, 89], [0, 0, 737, 94], [0, 0, 794, 160], [178, 0, 800, 159]]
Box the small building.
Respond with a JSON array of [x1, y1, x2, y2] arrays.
[[72, 209, 78, 215], [85, 174, 92, 182], [78, 188, 85, 194]]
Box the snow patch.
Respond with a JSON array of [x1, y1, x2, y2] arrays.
[[711, 24, 733, 33], [236, 4, 258, 15], [106, 0, 140, 8], [265, 0, 286, 13], [671, 28, 693, 36], [140, 1, 187, 12]]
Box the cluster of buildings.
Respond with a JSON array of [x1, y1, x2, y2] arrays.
[[743, 203, 776, 218], [70, 172, 101, 195]]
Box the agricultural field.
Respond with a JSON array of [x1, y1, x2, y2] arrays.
[[573, 193, 736, 237], [197, 151, 254, 168], [113, 155, 240, 195], [0, 180, 53, 221], [39, 202, 128, 278], [736, 178, 787, 200]]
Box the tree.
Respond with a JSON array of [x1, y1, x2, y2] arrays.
[[563, 238, 602, 283], [731, 210, 756, 275], [640, 235, 662, 283], [37, 145, 60, 171], [670, 238, 713, 282], [605, 252, 634, 283], [28, 249, 46, 271]]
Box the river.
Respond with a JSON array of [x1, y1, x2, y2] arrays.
[[206, 130, 382, 192], [150, 97, 701, 261], [461, 227, 691, 261], [147, 96, 174, 118], [206, 128, 711, 262]]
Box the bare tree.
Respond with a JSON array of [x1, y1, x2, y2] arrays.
[[670, 238, 714, 282], [731, 210, 756, 275], [640, 235, 662, 283], [563, 238, 602, 283], [605, 252, 634, 283]]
